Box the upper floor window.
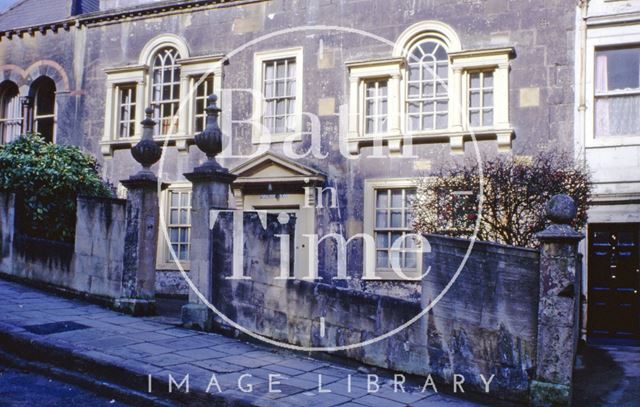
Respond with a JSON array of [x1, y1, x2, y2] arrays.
[[151, 47, 181, 135], [31, 77, 56, 143], [100, 35, 223, 156], [252, 48, 304, 143], [0, 81, 22, 144], [117, 84, 137, 138], [365, 80, 388, 135], [263, 58, 297, 135], [595, 46, 640, 138], [407, 40, 449, 132], [347, 21, 513, 154], [468, 71, 494, 128], [194, 75, 214, 133]]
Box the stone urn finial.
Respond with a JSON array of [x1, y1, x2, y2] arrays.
[[193, 94, 226, 173], [131, 107, 162, 179]]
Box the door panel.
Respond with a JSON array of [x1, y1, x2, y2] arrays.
[[588, 223, 640, 339]]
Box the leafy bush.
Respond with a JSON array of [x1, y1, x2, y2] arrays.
[[412, 151, 591, 248], [0, 134, 113, 242]]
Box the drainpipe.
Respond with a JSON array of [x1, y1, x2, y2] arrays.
[[576, 0, 589, 344]]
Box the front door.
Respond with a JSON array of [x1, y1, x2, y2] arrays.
[[588, 223, 640, 340], [243, 193, 308, 279]]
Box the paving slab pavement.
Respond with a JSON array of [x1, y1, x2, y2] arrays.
[[0, 279, 494, 406], [573, 344, 640, 407]]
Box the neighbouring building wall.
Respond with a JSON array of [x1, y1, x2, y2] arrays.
[[578, 0, 640, 224], [209, 211, 541, 402], [575, 0, 640, 342]]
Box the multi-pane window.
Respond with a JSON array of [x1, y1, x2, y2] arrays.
[[166, 189, 191, 262], [262, 58, 297, 134], [374, 188, 417, 271], [32, 77, 56, 143], [117, 85, 136, 138], [595, 46, 640, 138], [407, 40, 449, 132], [151, 47, 181, 135], [468, 71, 493, 127], [0, 82, 22, 144], [365, 80, 388, 134], [194, 75, 214, 133]]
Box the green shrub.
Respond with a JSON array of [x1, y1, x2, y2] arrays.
[[0, 134, 113, 242]]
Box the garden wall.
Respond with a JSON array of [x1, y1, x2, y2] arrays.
[[0, 192, 127, 302], [208, 211, 541, 402]]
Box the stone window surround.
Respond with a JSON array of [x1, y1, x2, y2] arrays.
[[584, 22, 640, 148], [363, 178, 422, 281], [251, 47, 304, 144], [346, 21, 513, 155], [156, 181, 192, 271], [101, 34, 223, 156]]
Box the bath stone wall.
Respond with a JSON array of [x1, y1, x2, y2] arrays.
[[422, 234, 540, 400], [208, 212, 540, 402]]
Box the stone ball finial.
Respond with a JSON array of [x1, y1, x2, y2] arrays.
[[546, 194, 576, 225]]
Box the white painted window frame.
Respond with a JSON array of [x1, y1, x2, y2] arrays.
[[346, 21, 513, 154], [363, 178, 422, 281], [585, 23, 640, 148], [100, 34, 224, 156], [157, 181, 192, 271], [252, 47, 304, 144]]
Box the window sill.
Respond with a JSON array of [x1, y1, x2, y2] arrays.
[[365, 270, 422, 281], [251, 132, 303, 144], [348, 127, 514, 154], [100, 134, 193, 156], [585, 137, 640, 149], [156, 264, 190, 271]]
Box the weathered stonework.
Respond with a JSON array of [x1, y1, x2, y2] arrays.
[[0, 0, 577, 297], [531, 196, 584, 406], [120, 177, 161, 304], [181, 169, 236, 330], [204, 211, 543, 403]]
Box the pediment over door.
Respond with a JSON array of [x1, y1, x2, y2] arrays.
[[231, 152, 325, 193]]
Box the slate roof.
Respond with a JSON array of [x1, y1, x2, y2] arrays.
[[0, 0, 99, 32], [0, 0, 245, 34]]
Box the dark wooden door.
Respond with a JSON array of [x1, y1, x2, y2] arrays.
[[588, 223, 640, 339]]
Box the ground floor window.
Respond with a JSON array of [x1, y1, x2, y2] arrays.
[[364, 179, 420, 280], [158, 185, 192, 269]]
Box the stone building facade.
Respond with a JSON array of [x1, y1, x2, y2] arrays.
[[0, 0, 577, 300]]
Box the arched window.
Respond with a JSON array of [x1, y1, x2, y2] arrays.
[[30, 77, 56, 143], [406, 40, 449, 132], [151, 47, 181, 135], [0, 81, 22, 144]]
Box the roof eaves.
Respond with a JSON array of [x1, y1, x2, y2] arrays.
[[77, 0, 256, 25]]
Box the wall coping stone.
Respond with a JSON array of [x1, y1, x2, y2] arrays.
[[425, 233, 540, 257]]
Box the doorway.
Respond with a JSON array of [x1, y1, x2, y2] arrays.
[[587, 223, 640, 340]]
